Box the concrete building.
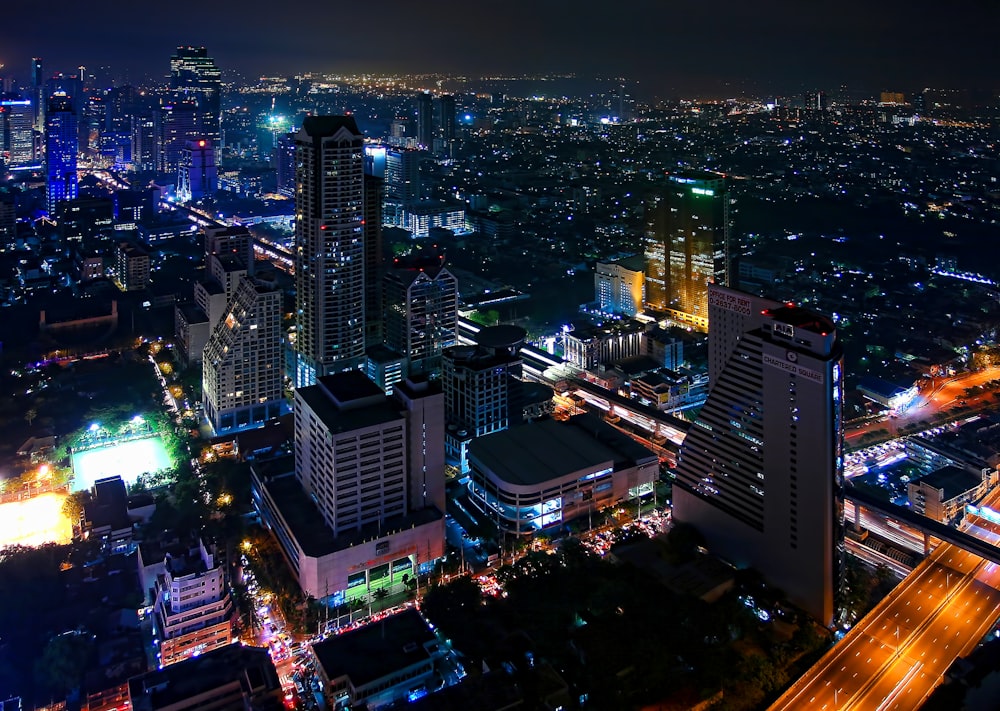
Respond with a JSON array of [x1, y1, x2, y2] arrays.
[[468, 415, 657, 536], [644, 171, 731, 331], [442, 325, 525, 473], [907, 465, 991, 524], [45, 92, 78, 215], [673, 284, 844, 625], [138, 537, 235, 667], [294, 116, 366, 385], [115, 242, 150, 292], [176, 139, 217, 203], [594, 255, 644, 317], [251, 373, 445, 604], [312, 608, 443, 711], [202, 277, 285, 433], [127, 644, 280, 711], [562, 320, 645, 371], [383, 251, 458, 376]]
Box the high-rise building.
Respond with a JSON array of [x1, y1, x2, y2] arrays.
[[644, 170, 731, 331], [594, 255, 645, 316], [155, 100, 200, 174], [252, 372, 445, 603], [364, 172, 384, 346], [45, 92, 78, 215], [293, 116, 366, 385], [383, 148, 421, 227], [0, 95, 34, 167], [415, 92, 433, 148], [30, 57, 43, 130], [672, 284, 844, 625], [202, 276, 284, 433], [169, 46, 222, 147], [115, 241, 150, 291], [130, 112, 157, 172], [383, 250, 458, 376], [437, 94, 456, 141], [274, 131, 296, 197], [177, 139, 217, 202]]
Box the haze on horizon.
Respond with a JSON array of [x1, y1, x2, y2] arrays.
[[2, 0, 998, 97]]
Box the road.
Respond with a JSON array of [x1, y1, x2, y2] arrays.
[[846, 366, 1000, 446], [771, 490, 1000, 711]]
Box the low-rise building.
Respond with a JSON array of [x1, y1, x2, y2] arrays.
[[907, 465, 992, 524], [468, 414, 658, 536]]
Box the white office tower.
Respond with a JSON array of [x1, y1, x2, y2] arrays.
[[673, 284, 845, 625], [294, 116, 366, 386]]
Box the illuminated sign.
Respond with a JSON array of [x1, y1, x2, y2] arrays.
[[691, 187, 715, 196], [708, 289, 752, 315], [774, 322, 795, 338], [762, 353, 824, 383]]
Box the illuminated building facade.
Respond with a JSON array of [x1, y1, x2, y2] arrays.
[[115, 242, 149, 292], [45, 93, 78, 215], [383, 251, 458, 375], [176, 139, 217, 203], [294, 116, 366, 386], [154, 100, 200, 173], [469, 415, 657, 536], [0, 96, 35, 167], [169, 46, 222, 147], [252, 372, 445, 604], [415, 91, 433, 148], [673, 284, 844, 625], [644, 170, 730, 331], [202, 277, 284, 433], [595, 256, 644, 316]]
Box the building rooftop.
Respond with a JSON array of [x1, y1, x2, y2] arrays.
[[259, 473, 442, 558], [301, 115, 361, 138], [469, 414, 655, 487], [474, 324, 526, 350], [128, 644, 280, 711], [765, 304, 836, 335], [311, 608, 435, 689], [298, 374, 402, 434], [918, 465, 983, 502]]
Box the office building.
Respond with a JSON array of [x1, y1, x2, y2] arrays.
[[45, 92, 78, 215], [672, 284, 844, 625], [644, 170, 731, 331], [155, 100, 200, 174], [442, 325, 525, 472], [468, 415, 657, 536], [115, 242, 150, 292], [383, 148, 421, 226], [907, 465, 991, 524], [31, 57, 44, 130], [169, 46, 222, 147], [0, 95, 35, 167], [437, 94, 456, 141], [176, 139, 217, 203], [415, 92, 433, 148], [251, 372, 445, 603], [595, 255, 644, 317], [138, 537, 235, 667], [383, 251, 458, 376], [131, 113, 157, 172], [127, 644, 280, 711], [562, 319, 645, 371], [364, 173, 384, 347], [274, 131, 295, 197], [293, 116, 366, 386], [202, 277, 284, 433], [312, 608, 444, 711]]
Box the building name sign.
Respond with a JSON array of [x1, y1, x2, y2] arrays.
[[762, 353, 824, 384], [708, 290, 752, 315]]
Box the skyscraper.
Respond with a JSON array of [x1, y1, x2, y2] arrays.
[[169, 46, 222, 147], [383, 250, 458, 375], [177, 139, 217, 203], [202, 276, 284, 433], [155, 99, 200, 173], [437, 94, 456, 142], [644, 170, 731, 331], [415, 92, 433, 148], [383, 148, 421, 227], [293, 116, 366, 386], [0, 95, 34, 167], [363, 172, 384, 347], [672, 284, 844, 625], [45, 92, 78, 215], [274, 131, 296, 197], [31, 57, 43, 131]]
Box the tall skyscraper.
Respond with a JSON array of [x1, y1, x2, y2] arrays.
[[202, 276, 284, 433], [45, 92, 78, 215], [437, 94, 456, 141], [673, 284, 844, 625], [363, 172, 384, 346], [31, 57, 44, 131], [274, 131, 296, 197], [169, 46, 222, 147], [177, 139, 217, 203], [155, 100, 200, 173], [383, 148, 421, 227], [293, 116, 366, 385], [383, 250, 458, 375], [0, 95, 35, 167], [415, 92, 433, 148], [644, 170, 731, 331]]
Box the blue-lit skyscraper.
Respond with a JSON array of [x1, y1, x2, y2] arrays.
[[45, 92, 78, 215]]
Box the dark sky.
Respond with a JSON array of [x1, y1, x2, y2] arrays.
[[3, 0, 997, 96]]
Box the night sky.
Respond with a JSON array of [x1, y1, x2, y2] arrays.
[[3, 0, 997, 96]]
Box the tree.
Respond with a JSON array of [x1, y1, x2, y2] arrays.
[[34, 632, 93, 696], [24, 407, 38, 427], [61, 491, 91, 530]]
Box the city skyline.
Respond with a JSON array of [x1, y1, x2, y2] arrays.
[[2, 1, 999, 96]]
